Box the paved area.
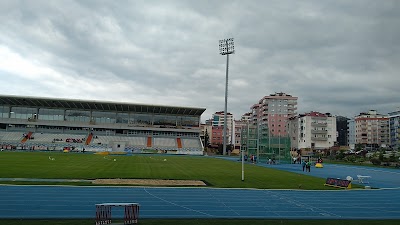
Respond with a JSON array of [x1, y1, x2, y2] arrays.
[[261, 162, 400, 189], [219, 156, 400, 189]]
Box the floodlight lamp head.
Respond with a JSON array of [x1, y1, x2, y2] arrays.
[[219, 38, 235, 55]]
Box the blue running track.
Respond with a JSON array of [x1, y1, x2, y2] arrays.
[[0, 185, 400, 219], [1, 159, 400, 219]]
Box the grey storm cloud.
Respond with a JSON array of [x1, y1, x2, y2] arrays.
[[0, 0, 399, 121]]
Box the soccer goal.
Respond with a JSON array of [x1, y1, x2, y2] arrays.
[[95, 203, 140, 225]]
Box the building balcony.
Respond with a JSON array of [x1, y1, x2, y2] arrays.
[[311, 137, 328, 141], [311, 130, 328, 134], [311, 122, 327, 127]]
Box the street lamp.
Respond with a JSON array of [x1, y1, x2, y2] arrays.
[[219, 38, 235, 155]]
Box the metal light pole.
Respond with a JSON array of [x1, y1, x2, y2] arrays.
[[219, 38, 235, 155], [278, 133, 281, 164], [243, 121, 250, 181], [257, 121, 260, 163]]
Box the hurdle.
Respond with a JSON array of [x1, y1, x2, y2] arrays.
[[95, 203, 140, 225]]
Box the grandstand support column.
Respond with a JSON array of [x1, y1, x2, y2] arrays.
[[219, 38, 235, 155]]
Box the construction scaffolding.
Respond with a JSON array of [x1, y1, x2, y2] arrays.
[[240, 123, 291, 164]]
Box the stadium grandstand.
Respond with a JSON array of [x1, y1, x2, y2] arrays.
[[0, 95, 206, 155]]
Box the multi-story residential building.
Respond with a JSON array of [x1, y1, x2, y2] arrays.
[[250, 92, 297, 137], [204, 119, 213, 126], [288, 111, 337, 151], [241, 112, 251, 123], [233, 119, 247, 151], [211, 111, 234, 127], [354, 110, 389, 149], [224, 112, 253, 153], [336, 116, 349, 146], [388, 110, 400, 149], [347, 119, 356, 149], [210, 126, 228, 148], [211, 111, 234, 145]]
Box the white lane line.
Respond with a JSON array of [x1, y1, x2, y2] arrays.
[[328, 164, 400, 175], [262, 190, 341, 218], [143, 187, 214, 217]]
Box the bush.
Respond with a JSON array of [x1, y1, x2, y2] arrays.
[[370, 158, 381, 166], [356, 157, 365, 163], [328, 155, 336, 161], [336, 152, 345, 160], [345, 155, 356, 163], [379, 152, 384, 161]]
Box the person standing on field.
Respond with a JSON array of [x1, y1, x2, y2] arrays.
[[306, 161, 311, 172]]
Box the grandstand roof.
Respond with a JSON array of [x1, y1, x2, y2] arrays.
[[0, 95, 206, 116]]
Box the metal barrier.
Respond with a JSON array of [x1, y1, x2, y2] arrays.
[[95, 203, 139, 225]]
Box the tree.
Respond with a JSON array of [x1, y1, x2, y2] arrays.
[[389, 151, 397, 162], [370, 158, 381, 165], [217, 144, 223, 155], [355, 143, 363, 151], [379, 152, 384, 162], [336, 150, 345, 160], [204, 129, 210, 149]]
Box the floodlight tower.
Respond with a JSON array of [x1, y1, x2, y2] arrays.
[[219, 38, 235, 155]]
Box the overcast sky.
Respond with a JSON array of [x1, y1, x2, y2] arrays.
[[1, 0, 399, 121]]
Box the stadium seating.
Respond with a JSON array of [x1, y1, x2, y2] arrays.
[[0, 131, 25, 142], [153, 137, 176, 148], [0, 130, 203, 155], [182, 138, 201, 148]]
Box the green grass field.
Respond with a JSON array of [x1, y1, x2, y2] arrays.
[[0, 151, 340, 189], [1, 151, 383, 225]]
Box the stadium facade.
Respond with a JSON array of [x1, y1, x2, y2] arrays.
[[0, 95, 206, 155]]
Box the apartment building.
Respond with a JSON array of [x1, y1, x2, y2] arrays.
[[388, 110, 400, 149], [336, 116, 349, 146], [288, 111, 337, 151], [355, 110, 389, 148], [250, 92, 298, 137], [233, 119, 247, 151], [210, 126, 228, 147], [210, 111, 234, 146], [347, 119, 356, 149]]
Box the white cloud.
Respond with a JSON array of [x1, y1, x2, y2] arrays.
[[0, 0, 399, 122]]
